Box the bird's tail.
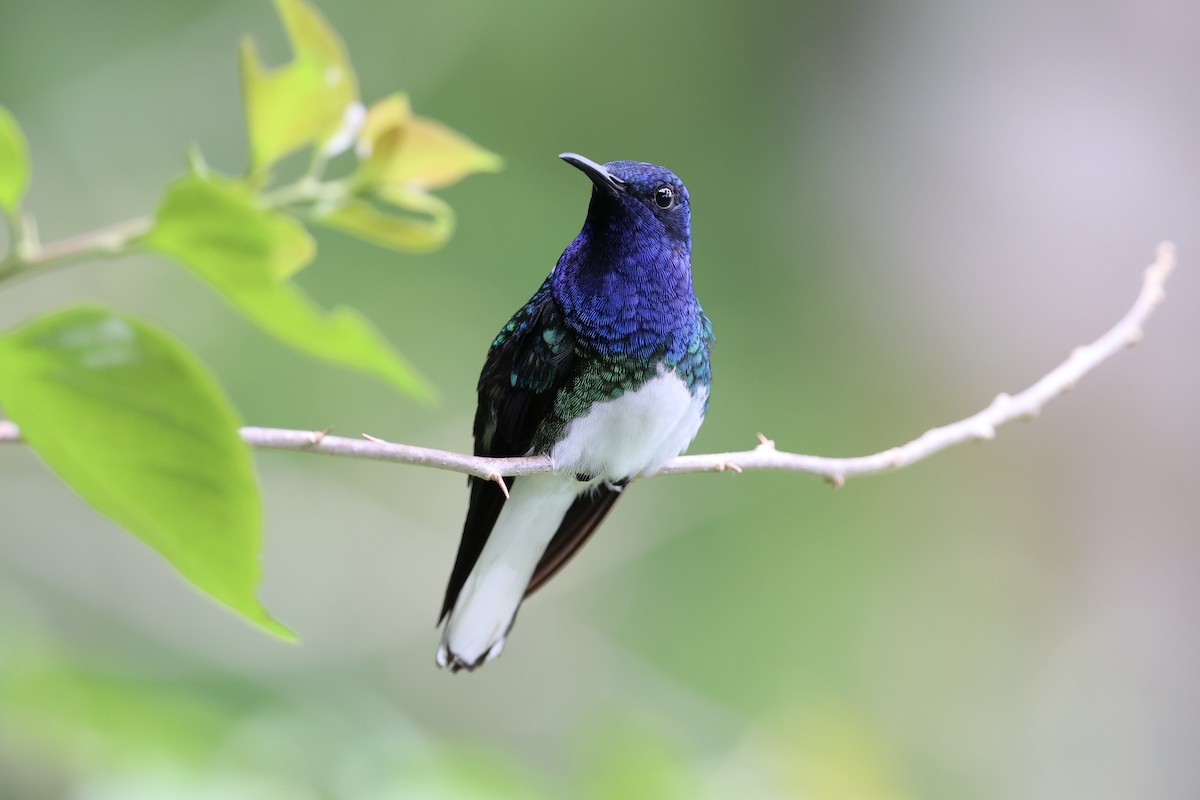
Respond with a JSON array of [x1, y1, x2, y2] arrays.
[[437, 474, 579, 672]]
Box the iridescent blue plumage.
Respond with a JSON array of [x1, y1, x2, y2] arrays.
[[438, 154, 713, 672]]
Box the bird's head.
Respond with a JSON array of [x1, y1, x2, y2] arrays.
[[560, 153, 691, 251]]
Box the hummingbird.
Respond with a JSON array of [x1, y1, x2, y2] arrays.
[[437, 153, 714, 672]]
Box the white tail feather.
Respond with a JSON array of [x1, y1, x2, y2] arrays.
[[438, 474, 579, 670]]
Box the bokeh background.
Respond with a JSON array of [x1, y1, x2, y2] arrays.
[[1, 1, 1198, 797]]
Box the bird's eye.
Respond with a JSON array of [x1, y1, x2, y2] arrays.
[[653, 185, 675, 209]]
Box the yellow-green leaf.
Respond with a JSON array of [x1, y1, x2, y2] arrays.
[[359, 94, 411, 147], [356, 94, 501, 190], [357, 93, 411, 177], [317, 189, 454, 252], [145, 173, 434, 401], [240, 0, 357, 169], [274, 0, 346, 68], [0, 105, 30, 214], [0, 306, 291, 639]]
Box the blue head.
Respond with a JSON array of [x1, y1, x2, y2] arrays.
[[559, 153, 692, 256], [552, 153, 700, 359]]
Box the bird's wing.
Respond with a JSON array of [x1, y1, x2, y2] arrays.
[[440, 281, 577, 619]]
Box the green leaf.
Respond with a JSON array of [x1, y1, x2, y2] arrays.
[[240, 0, 357, 170], [145, 173, 434, 401], [149, 170, 314, 280], [316, 188, 454, 252], [0, 105, 31, 214], [0, 306, 291, 638]]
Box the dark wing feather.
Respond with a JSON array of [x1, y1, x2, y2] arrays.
[[524, 482, 626, 598], [440, 282, 575, 620]]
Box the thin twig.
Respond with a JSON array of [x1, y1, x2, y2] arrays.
[[0, 217, 153, 277], [0, 243, 1176, 485], [0, 169, 347, 281]]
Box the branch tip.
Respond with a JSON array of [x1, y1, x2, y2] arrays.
[[1151, 241, 1177, 281]]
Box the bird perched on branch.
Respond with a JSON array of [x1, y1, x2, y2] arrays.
[[437, 153, 714, 672]]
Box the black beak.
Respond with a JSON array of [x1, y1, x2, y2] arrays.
[[560, 152, 626, 196]]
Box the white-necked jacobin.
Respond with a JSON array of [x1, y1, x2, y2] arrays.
[[437, 153, 714, 672]]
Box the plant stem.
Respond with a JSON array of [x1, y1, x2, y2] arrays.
[[258, 176, 349, 210], [0, 215, 152, 281], [37, 216, 150, 266], [0, 170, 346, 283], [1, 208, 18, 261]]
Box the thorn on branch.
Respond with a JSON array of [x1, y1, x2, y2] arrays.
[[825, 473, 845, 489], [755, 433, 776, 450], [721, 461, 743, 474], [362, 433, 386, 444], [489, 473, 510, 499], [885, 448, 904, 468], [972, 424, 997, 441], [309, 427, 331, 445]]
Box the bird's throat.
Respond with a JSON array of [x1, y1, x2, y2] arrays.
[[552, 225, 697, 359]]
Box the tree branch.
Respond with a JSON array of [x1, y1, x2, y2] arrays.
[[0, 243, 1177, 486]]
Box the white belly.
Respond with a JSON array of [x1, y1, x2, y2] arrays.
[[550, 370, 707, 481]]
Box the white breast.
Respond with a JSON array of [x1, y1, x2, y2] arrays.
[[550, 369, 707, 481]]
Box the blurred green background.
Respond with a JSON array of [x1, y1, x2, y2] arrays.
[[1, 1, 1198, 797]]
